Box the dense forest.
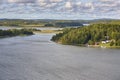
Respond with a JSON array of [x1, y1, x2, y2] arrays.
[[0, 29, 33, 37], [51, 24, 120, 47]]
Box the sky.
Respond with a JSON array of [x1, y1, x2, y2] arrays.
[[0, 0, 120, 20]]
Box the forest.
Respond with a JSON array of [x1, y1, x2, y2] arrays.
[[51, 23, 120, 47], [0, 29, 34, 37]]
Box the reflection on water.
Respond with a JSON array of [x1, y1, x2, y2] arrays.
[[0, 33, 120, 80]]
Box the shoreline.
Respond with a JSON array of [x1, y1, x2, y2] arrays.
[[53, 41, 120, 49], [88, 45, 120, 49]]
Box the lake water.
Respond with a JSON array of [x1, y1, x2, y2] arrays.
[[0, 26, 21, 30], [0, 26, 63, 30], [0, 31, 120, 80]]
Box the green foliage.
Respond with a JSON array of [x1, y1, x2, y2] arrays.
[[51, 28, 73, 42], [0, 29, 33, 37], [44, 23, 54, 27], [51, 24, 120, 46], [110, 41, 114, 46], [55, 22, 83, 27], [115, 40, 120, 46], [88, 40, 94, 45]]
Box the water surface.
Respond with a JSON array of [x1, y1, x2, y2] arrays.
[[0, 26, 63, 30], [0, 33, 120, 80]]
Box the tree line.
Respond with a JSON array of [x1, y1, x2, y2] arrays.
[[0, 29, 33, 37], [0, 19, 83, 27], [51, 23, 120, 46]]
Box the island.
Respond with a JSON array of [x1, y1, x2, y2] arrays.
[[0, 29, 34, 38]]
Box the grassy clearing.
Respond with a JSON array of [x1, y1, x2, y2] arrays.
[[34, 30, 63, 34]]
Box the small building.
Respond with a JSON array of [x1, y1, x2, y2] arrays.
[[102, 41, 106, 44], [106, 40, 111, 43], [101, 40, 111, 44]]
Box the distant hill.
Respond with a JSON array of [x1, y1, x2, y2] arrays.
[[0, 18, 120, 27]]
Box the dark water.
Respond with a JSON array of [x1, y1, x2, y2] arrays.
[[0, 34, 120, 80]]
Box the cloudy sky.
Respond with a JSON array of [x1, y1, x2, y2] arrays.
[[0, 0, 120, 19]]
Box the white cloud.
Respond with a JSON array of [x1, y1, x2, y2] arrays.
[[8, 0, 35, 3], [85, 2, 93, 7], [0, 0, 120, 19], [49, 0, 62, 2], [100, 0, 114, 2], [37, 0, 44, 3], [65, 1, 72, 9], [8, 0, 17, 3], [85, 2, 94, 11], [76, 2, 82, 6]]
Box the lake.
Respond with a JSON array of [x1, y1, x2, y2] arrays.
[[0, 26, 63, 30], [0, 32, 120, 80]]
